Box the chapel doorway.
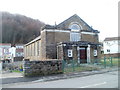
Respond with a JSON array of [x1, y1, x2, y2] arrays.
[[79, 47, 87, 63]]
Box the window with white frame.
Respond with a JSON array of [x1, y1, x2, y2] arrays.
[[70, 33, 80, 41], [69, 24, 81, 31], [68, 49, 73, 57], [94, 50, 97, 56], [107, 49, 110, 52], [69, 23, 82, 32]]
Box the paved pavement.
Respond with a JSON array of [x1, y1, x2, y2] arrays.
[[3, 71, 118, 88], [1, 67, 119, 85], [1, 72, 40, 84]]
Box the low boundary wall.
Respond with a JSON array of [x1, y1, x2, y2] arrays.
[[23, 60, 63, 77]]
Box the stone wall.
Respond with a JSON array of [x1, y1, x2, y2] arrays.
[[43, 31, 70, 59], [2, 61, 23, 71], [46, 45, 57, 59], [57, 45, 63, 60], [57, 44, 101, 63], [81, 34, 99, 43], [62, 46, 78, 60], [41, 31, 47, 60], [14, 57, 24, 62], [90, 46, 101, 63], [23, 60, 63, 77]]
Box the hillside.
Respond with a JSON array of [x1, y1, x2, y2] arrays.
[[1, 12, 45, 44]]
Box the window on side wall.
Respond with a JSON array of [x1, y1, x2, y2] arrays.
[[68, 49, 73, 57], [107, 49, 110, 52]]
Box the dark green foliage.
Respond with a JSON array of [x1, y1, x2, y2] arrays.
[[1, 12, 45, 44]]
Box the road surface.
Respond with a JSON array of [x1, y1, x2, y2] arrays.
[[2, 71, 118, 88]]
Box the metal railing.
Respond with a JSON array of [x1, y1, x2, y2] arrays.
[[62, 57, 119, 73]]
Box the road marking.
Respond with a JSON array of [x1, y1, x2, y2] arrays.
[[1, 76, 23, 79], [80, 82, 107, 88]]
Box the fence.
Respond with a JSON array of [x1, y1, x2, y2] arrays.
[[62, 57, 119, 73], [1, 57, 119, 76]]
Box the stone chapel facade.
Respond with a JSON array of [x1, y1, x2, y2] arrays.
[[24, 14, 101, 63]]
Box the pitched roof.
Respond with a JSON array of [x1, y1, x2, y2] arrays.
[[42, 24, 57, 30], [104, 37, 120, 41], [42, 14, 99, 33], [57, 14, 78, 26], [25, 36, 41, 46], [57, 14, 93, 30]]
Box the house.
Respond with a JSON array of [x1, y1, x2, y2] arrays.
[[0, 43, 24, 62], [24, 14, 101, 63], [103, 37, 120, 57], [0, 43, 11, 62], [10, 44, 24, 62]]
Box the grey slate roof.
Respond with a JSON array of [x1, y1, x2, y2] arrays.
[[42, 24, 57, 30], [25, 36, 41, 46], [104, 37, 120, 41], [42, 24, 71, 30]]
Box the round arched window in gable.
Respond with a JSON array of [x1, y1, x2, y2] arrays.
[[69, 23, 82, 31]]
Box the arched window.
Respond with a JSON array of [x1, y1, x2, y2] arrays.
[[69, 22, 81, 41], [69, 23, 82, 32]]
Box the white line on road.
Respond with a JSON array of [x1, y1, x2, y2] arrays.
[[79, 82, 107, 88], [1, 76, 23, 79]]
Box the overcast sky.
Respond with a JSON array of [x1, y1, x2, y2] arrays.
[[0, 0, 119, 41]]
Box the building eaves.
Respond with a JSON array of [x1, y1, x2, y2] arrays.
[[24, 36, 41, 46], [42, 24, 57, 30], [57, 14, 78, 27], [57, 41, 101, 46], [104, 37, 120, 41], [81, 30, 100, 33]]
